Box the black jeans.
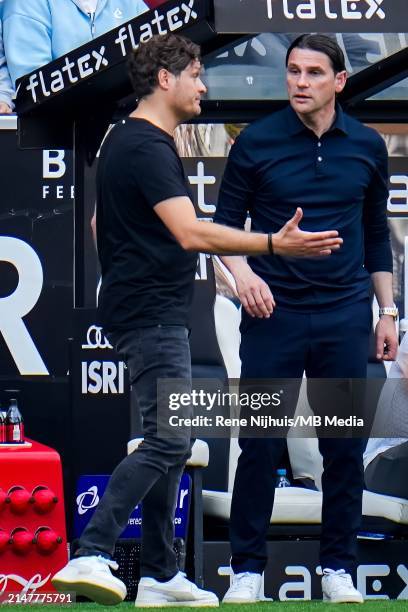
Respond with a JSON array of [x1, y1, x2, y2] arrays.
[[76, 325, 193, 581], [231, 300, 371, 575]]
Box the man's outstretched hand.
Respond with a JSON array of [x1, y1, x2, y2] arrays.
[[272, 208, 343, 257]]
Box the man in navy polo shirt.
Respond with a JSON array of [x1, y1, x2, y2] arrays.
[[215, 34, 398, 604]]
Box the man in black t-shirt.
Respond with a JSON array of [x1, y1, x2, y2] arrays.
[[52, 33, 343, 607]]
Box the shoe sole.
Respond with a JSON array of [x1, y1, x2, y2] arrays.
[[135, 600, 219, 607], [323, 594, 364, 604], [52, 576, 125, 606], [223, 599, 259, 605]]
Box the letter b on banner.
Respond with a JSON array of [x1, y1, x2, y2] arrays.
[[43, 150, 66, 179]]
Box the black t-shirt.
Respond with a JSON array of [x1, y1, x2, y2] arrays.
[[96, 118, 197, 331]]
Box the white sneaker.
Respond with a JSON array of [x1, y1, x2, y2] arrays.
[[52, 555, 127, 605], [135, 571, 219, 607], [322, 569, 364, 603], [222, 572, 262, 604]]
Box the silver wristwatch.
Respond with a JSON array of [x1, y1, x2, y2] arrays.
[[378, 306, 399, 320]]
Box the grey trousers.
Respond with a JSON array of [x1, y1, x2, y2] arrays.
[[76, 325, 192, 581]]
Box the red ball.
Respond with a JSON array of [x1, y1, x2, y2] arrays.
[[0, 529, 10, 553], [11, 529, 33, 555], [8, 488, 32, 514], [32, 488, 58, 514], [35, 528, 62, 554]]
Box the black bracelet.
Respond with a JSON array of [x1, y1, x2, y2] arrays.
[[268, 232, 274, 255]]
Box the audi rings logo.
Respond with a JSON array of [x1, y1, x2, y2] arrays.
[[76, 486, 100, 515], [82, 325, 112, 350]]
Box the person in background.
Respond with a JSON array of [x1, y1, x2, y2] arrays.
[[364, 331, 408, 499], [3, 0, 148, 85], [0, 0, 13, 112]]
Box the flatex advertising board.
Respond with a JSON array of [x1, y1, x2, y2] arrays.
[[205, 540, 408, 600], [215, 0, 406, 33]]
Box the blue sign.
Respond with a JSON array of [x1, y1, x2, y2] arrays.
[[74, 472, 191, 539]]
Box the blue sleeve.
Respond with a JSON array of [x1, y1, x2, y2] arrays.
[[3, 0, 52, 85], [363, 136, 393, 274], [0, 18, 14, 108], [214, 131, 255, 229]]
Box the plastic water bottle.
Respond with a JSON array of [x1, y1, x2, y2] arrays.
[[0, 406, 5, 444], [5, 399, 24, 444], [399, 318, 408, 341], [276, 468, 291, 488]]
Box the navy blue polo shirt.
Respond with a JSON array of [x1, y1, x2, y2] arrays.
[[215, 105, 392, 311]]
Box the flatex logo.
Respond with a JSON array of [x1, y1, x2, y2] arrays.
[[26, 47, 109, 102], [218, 563, 408, 600], [266, 0, 385, 21], [24, 0, 200, 103], [114, 0, 198, 57]]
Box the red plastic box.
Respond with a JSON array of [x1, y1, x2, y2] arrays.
[[0, 439, 68, 598]]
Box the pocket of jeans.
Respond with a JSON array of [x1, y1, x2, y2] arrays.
[[157, 325, 189, 342]]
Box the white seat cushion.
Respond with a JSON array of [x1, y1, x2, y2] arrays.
[[127, 438, 209, 467], [363, 490, 408, 524], [203, 487, 408, 526], [203, 487, 322, 524]]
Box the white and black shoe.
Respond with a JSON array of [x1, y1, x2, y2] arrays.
[[52, 555, 126, 605], [135, 571, 219, 607], [222, 572, 262, 604], [322, 568, 364, 603]]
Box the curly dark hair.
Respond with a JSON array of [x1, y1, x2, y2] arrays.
[[128, 33, 201, 99]]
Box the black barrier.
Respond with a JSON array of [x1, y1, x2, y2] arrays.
[[0, 117, 73, 377], [204, 539, 408, 599], [69, 308, 130, 475]]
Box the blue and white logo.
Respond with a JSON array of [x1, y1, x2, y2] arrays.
[[76, 485, 100, 515]]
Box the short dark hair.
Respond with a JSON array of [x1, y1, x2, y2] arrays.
[[128, 33, 201, 99], [285, 34, 346, 73]]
